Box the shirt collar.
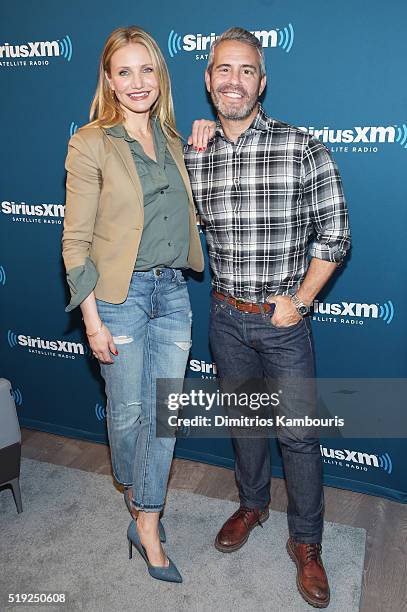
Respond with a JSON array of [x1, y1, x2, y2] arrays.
[[215, 103, 272, 140], [104, 116, 163, 144], [104, 123, 135, 142]]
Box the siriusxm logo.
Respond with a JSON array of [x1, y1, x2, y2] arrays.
[[313, 300, 394, 325], [0, 36, 72, 62], [320, 445, 393, 474], [0, 265, 6, 286], [188, 358, 218, 377], [11, 386, 23, 407], [168, 23, 294, 58], [299, 124, 407, 152], [69, 121, 78, 138], [1, 200, 64, 225], [95, 403, 106, 421], [7, 330, 92, 359]]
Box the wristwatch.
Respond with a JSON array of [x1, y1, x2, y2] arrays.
[[290, 293, 310, 317]]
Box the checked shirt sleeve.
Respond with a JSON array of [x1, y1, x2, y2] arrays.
[[302, 137, 351, 264]]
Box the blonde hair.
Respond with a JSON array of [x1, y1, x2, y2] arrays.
[[89, 26, 179, 139]]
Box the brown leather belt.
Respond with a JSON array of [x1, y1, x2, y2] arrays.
[[213, 291, 273, 314]]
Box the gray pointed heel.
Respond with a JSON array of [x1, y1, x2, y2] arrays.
[[127, 520, 182, 583], [124, 491, 166, 543]]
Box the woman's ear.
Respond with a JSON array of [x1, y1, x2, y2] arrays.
[[104, 71, 114, 92]]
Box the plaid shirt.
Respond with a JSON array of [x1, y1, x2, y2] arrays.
[[184, 105, 350, 303]]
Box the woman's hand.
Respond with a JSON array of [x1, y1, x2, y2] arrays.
[[88, 323, 118, 364], [80, 291, 117, 364], [187, 119, 216, 151]]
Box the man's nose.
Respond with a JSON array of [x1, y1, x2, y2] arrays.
[[228, 68, 242, 84]]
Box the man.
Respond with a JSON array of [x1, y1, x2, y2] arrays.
[[184, 28, 350, 608]]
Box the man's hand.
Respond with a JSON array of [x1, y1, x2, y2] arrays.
[[187, 119, 216, 150], [266, 295, 302, 328]]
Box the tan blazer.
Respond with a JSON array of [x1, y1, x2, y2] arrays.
[[62, 125, 204, 304]]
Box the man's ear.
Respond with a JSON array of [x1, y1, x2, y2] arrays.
[[205, 70, 211, 93], [259, 75, 267, 97]]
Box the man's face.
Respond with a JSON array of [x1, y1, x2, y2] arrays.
[[205, 40, 266, 121]]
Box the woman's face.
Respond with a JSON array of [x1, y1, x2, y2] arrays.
[[106, 42, 160, 118]]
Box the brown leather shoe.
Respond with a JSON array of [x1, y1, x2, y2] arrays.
[[215, 506, 269, 553], [287, 538, 330, 608]]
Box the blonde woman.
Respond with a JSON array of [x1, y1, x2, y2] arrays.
[[62, 26, 204, 583]]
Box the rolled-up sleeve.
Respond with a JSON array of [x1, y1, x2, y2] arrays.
[[302, 137, 351, 264], [65, 257, 99, 312], [62, 130, 102, 310]]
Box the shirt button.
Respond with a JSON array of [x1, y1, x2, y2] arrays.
[[164, 216, 168, 221], [168, 241, 172, 246], [160, 190, 165, 195]]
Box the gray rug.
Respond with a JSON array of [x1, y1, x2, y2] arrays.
[[0, 458, 365, 612]]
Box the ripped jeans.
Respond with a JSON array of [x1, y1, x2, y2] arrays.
[[96, 268, 192, 512]]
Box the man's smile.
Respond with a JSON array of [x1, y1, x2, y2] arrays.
[[222, 92, 243, 99]]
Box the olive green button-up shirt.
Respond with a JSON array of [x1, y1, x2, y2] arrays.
[[105, 120, 190, 271]]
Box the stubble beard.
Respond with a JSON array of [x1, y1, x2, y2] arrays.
[[210, 85, 259, 121]]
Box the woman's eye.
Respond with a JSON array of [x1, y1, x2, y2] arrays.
[[119, 70, 129, 76], [143, 67, 153, 73]]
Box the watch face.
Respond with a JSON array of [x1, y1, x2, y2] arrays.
[[298, 305, 309, 316]]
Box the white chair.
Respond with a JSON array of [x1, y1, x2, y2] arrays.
[[0, 378, 22, 513]]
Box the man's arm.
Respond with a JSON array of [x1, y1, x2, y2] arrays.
[[296, 258, 338, 306], [303, 138, 350, 265], [268, 138, 350, 327], [267, 259, 337, 327]]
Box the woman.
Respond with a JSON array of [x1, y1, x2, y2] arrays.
[[62, 26, 204, 583]]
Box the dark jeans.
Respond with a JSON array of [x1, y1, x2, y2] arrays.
[[209, 295, 324, 543]]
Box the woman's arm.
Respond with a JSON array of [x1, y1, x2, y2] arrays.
[[63, 131, 102, 273], [63, 129, 117, 363], [81, 291, 117, 364]]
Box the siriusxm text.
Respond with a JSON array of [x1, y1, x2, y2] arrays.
[[180, 29, 278, 52], [18, 335, 85, 354], [0, 41, 60, 58], [300, 126, 396, 144], [1, 201, 65, 217]]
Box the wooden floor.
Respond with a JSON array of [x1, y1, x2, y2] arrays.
[[20, 429, 407, 612]]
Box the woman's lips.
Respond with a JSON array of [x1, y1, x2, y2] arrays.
[[128, 91, 149, 99]]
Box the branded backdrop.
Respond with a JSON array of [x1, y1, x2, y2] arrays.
[[1, 0, 406, 502]]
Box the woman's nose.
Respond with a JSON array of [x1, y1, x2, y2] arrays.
[[130, 72, 143, 89]]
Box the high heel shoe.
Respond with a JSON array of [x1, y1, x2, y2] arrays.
[[127, 520, 182, 583], [123, 491, 166, 543]]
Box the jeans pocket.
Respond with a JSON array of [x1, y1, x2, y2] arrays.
[[173, 269, 187, 286], [210, 298, 227, 316], [268, 317, 304, 331]]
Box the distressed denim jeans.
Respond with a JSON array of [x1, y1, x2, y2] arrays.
[[96, 268, 192, 512], [209, 295, 324, 543]]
